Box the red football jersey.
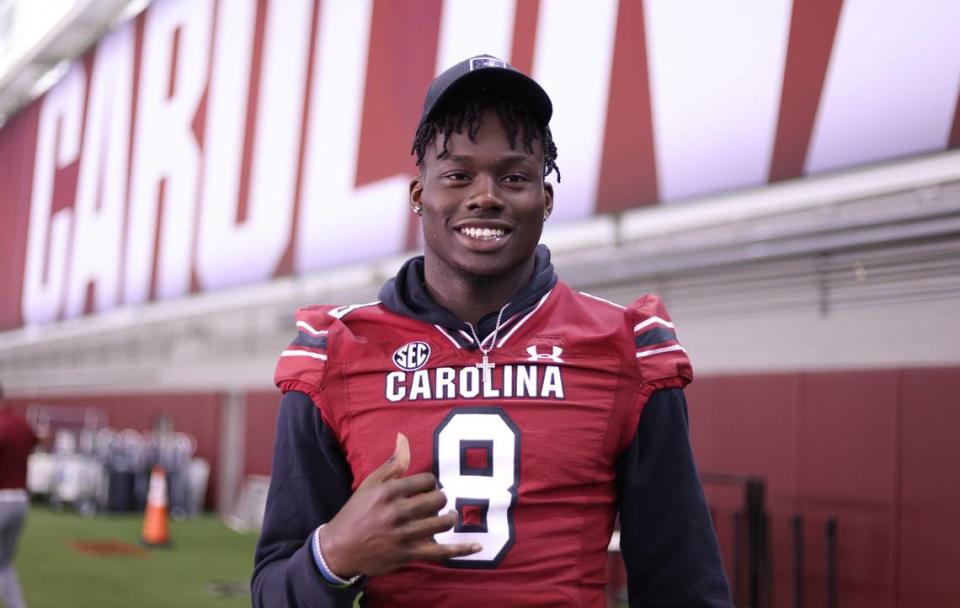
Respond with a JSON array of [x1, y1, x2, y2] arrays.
[[275, 282, 692, 607]]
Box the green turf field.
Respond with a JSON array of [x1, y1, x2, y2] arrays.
[[15, 507, 630, 607], [15, 507, 258, 607]]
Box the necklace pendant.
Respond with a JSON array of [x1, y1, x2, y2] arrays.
[[476, 354, 496, 386]]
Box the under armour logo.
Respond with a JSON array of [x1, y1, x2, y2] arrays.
[[526, 345, 564, 363]]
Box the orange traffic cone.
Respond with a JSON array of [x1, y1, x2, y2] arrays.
[[142, 466, 171, 547]]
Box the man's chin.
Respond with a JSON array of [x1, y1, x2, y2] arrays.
[[452, 253, 533, 283]]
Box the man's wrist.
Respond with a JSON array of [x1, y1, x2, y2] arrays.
[[311, 524, 362, 587]]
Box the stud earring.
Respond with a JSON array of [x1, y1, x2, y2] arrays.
[[413, 205, 423, 216], [543, 212, 550, 221]]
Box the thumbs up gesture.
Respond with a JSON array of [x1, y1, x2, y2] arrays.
[[317, 433, 482, 578]]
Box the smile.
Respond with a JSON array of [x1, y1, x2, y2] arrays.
[[458, 226, 506, 241]]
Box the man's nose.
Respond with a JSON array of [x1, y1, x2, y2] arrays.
[[465, 175, 504, 211]]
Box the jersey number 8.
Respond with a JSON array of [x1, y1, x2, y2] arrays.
[[432, 407, 520, 568]]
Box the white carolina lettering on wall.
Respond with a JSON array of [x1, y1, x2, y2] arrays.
[[14, 0, 960, 328]]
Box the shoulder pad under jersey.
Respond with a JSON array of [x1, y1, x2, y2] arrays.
[[627, 294, 693, 390], [274, 306, 337, 405]]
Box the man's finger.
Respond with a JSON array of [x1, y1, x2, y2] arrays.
[[360, 432, 411, 487], [383, 472, 440, 501], [394, 489, 448, 522], [407, 540, 483, 563], [397, 511, 457, 541]]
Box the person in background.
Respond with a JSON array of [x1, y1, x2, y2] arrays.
[[0, 382, 38, 608]]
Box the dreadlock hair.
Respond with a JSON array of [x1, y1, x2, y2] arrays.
[[411, 93, 560, 182]]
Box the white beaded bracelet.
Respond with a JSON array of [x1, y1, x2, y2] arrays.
[[313, 524, 362, 587]]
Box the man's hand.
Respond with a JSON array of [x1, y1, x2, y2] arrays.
[[317, 433, 481, 577]]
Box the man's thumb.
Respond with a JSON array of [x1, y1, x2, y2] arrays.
[[387, 432, 411, 476], [375, 432, 410, 482], [360, 433, 411, 488]]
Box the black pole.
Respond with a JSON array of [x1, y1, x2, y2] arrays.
[[763, 513, 774, 608], [732, 510, 742, 606], [826, 516, 838, 608], [746, 479, 765, 608], [792, 514, 804, 608]]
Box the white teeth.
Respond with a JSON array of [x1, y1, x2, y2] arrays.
[[460, 226, 505, 240]]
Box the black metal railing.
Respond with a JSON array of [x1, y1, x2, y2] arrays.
[[702, 474, 840, 608]]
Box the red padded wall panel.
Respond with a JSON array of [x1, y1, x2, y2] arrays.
[[685, 378, 721, 470], [244, 390, 281, 477], [801, 371, 899, 608], [685, 378, 731, 575], [898, 368, 960, 607], [712, 375, 802, 510], [688, 375, 804, 603], [716, 375, 802, 607]]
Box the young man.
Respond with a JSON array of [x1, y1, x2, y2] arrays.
[[253, 55, 730, 607]]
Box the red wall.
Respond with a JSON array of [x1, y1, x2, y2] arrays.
[[244, 390, 281, 478], [687, 373, 805, 603], [687, 367, 960, 608], [896, 368, 960, 607]]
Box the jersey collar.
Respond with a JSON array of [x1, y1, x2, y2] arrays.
[[378, 245, 558, 349]]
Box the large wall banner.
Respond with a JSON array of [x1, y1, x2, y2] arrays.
[[1, 0, 958, 330]]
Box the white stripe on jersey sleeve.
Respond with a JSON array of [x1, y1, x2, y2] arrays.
[[578, 291, 626, 310], [281, 349, 328, 360], [634, 316, 675, 332], [296, 320, 328, 336], [635, 344, 686, 358], [327, 300, 381, 319]]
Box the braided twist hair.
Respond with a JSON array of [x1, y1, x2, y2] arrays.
[[411, 93, 560, 182]]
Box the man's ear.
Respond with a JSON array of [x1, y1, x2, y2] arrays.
[[409, 176, 423, 212], [543, 182, 554, 219]]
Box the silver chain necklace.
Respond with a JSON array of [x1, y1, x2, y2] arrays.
[[467, 303, 509, 387]]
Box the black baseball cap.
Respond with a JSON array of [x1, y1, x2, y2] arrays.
[[417, 54, 553, 130]]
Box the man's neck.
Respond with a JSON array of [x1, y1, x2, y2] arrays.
[[423, 257, 535, 326]]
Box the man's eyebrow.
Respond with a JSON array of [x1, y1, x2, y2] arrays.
[[497, 153, 536, 163], [442, 153, 535, 163], [443, 154, 474, 162]]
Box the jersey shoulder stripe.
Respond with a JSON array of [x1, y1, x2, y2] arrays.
[[274, 305, 342, 406], [635, 326, 678, 348], [274, 300, 390, 394], [291, 327, 328, 350], [577, 290, 626, 310], [328, 300, 381, 319], [626, 294, 692, 389]]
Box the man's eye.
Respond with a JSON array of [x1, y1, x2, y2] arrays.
[[445, 172, 470, 182], [504, 174, 529, 183]]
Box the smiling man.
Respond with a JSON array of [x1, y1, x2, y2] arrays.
[[252, 55, 730, 607]]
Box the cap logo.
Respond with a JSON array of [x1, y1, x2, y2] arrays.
[[393, 341, 431, 371], [469, 57, 506, 71]]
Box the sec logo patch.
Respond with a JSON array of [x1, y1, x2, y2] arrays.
[[393, 341, 431, 371]]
